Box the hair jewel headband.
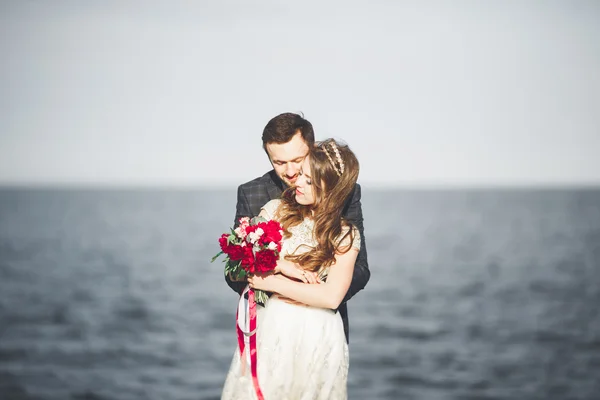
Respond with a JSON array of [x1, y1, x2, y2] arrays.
[[323, 141, 345, 177]]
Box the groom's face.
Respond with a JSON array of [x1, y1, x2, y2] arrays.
[[266, 131, 310, 187]]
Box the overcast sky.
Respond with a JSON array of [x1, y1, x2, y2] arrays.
[[1, 0, 599, 187]]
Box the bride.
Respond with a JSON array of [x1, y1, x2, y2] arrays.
[[221, 139, 361, 400]]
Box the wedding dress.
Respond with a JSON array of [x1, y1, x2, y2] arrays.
[[221, 199, 360, 400]]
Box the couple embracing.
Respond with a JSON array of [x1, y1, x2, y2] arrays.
[[221, 112, 370, 399]]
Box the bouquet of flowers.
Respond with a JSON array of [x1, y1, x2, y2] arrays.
[[212, 216, 284, 305]]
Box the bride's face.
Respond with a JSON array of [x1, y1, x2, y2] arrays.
[[294, 157, 315, 205]]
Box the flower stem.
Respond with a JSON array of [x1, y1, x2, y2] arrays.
[[254, 289, 268, 306]]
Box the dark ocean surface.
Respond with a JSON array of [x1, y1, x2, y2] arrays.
[[1, 187, 599, 400]]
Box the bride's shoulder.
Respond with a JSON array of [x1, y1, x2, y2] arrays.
[[338, 223, 361, 251], [260, 199, 283, 220]]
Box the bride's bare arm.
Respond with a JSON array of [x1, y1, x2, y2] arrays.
[[274, 259, 319, 284], [248, 248, 358, 310]]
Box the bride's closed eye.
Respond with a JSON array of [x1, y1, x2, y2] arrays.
[[299, 170, 312, 185]]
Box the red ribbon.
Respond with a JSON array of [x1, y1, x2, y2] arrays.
[[236, 288, 264, 400]]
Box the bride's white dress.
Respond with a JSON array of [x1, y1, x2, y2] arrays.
[[221, 199, 360, 400]]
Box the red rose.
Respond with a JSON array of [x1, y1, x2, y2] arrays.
[[219, 234, 235, 255], [218, 233, 229, 251], [219, 233, 247, 261], [229, 245, 248, 261], [260, 220, 283, 245], [245, 225, 258, 236], [254, 250, 278, 273], [240, 245, 255, 272]]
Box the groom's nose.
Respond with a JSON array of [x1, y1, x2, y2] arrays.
[[286, 164, 298, 176]]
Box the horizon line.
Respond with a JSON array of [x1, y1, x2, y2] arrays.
[[1, 181, 599, 191]]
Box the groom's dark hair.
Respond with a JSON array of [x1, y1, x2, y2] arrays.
[[262, 112, 315, 152]]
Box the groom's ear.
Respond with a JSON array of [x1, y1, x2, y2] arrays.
[[263, 145, 272, 160], [264, 145, 275, 163]]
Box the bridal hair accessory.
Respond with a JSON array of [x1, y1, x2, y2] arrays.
[[323, 141, 345, 177]]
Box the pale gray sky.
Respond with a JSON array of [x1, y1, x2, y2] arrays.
[[1, 0, 599, 187]]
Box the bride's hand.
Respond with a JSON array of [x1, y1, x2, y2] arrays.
[[247, 273, 279, 292], [275, 259, 319, 284]]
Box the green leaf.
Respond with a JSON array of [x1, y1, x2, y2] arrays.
[[254, 289, 269, 306], [251, 215, 267, 224], [224, 260, 234, 273], [227, 234, 237, 244], [224, 259, 241, 273], [211, 251, 224, 263], [223, 260, 246, 280], [237, 268, 247, 280]]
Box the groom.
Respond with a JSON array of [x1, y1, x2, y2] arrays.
[[225, 112, 370, 343]]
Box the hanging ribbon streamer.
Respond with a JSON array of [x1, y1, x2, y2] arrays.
[[236, 285, 264, 400]]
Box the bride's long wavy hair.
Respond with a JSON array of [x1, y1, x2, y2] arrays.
[[275, 138, 360, 273]]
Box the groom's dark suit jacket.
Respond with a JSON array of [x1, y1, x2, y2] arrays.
[[225, 170, 370, 343]]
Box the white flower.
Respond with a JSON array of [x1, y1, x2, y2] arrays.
[[235, 217, 250, 239], [234, 226, 246, 239], [248, 228, 264, 244], [267, 242, 277, 251]]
